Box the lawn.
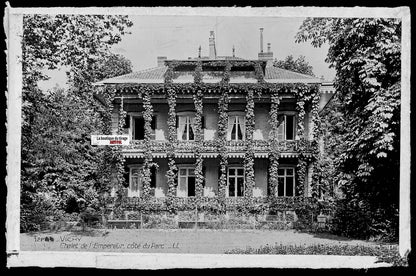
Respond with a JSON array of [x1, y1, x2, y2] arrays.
[[20, 228, 397, 255]]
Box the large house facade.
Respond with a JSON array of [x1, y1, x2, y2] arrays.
[[94, 30, 335, 215]]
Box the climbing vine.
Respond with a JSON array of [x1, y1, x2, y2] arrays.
[[268, 92, 280, 197], [166, 87, 178, 202], [217, 88, 229, 205], [141, 89, 156, 199], [193, 88, 204, 199], [244, 89, 255, 202]]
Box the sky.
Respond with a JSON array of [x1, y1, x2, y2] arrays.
[[38, 15, 335, 90]]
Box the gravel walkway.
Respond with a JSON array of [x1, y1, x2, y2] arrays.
[[21, 229, 389, 254]]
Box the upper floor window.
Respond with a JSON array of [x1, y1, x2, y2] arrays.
[[227, 167, 245, 197], [227, 114, 245, 141], [277, 114, 296, 141], [277, 167, 295, 197], [130, 114, 157, 140], [177, 113, 195, 141]]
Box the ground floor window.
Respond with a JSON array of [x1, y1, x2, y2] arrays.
[[178, 167, 196, 197], [128, 165, 156, 197], [277, 167, 295, 197], [228, 167, 245, 197]]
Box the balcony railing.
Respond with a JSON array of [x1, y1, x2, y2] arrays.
[[117, 196, 316, 212], [123, 139, 316, 154]]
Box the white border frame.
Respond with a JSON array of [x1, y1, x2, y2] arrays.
[[5, 5, 410, 269]]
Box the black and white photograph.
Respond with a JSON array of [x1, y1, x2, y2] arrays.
[[5, 5, 411, 269]]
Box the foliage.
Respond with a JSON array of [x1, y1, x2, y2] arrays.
[[274, 55, 315, 76], [225, 243, 405, 265], [21, 14, 133, 232], [296, 18, 401, 241], [243, 89, 256, 202]]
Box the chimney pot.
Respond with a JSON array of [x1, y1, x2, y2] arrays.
[[209, 31, 217, 59], [157, 56, 167, 67], [260, 28, 264, 53]]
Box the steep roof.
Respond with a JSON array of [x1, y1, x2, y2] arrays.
[[94, 63, 322, 85]]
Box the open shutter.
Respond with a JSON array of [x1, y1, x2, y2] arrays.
[[202, 166, 206, 187], [277, 115, 285, 141], [151, 115, 157, 130], [177, 116, 187, 140], [123, 115, 130, 129], [227, 116, 234, 140], [201, 116, 205, 129]]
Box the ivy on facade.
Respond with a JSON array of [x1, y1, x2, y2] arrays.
[[243, 88, 256, 212], [193, 88, 204, 200], [141, 89, 156, 199], [268, 92, 280, 197], [93, 60, 324, 213]]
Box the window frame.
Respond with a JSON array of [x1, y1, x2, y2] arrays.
[[228, 111, 246, 141], [177, 166, 196, 197], [128, 165, 143, 198], [227, 166, 245, 197], [127, 164, 157, 197], [128, 113, 157, 141], [276, 112, 297, 141], [276, 166, 296, 197], [176, 112, 196, 141]]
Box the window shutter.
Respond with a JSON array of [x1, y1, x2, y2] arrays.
[[277, 115, 285, 141], [151, 115, 157, 130], [227, 116, 234, 140], [286, 115, 295, 140], [150, 166, 156, 188], [202, 166, 206, 187], [201, 116, 205, 129], [123, 115, 130, 129], [176, 115, 179, 128]]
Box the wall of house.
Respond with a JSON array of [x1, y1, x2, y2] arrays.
[[110, 100, 314, 142]]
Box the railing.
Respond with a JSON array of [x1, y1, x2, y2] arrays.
[[123, 139, 316, 153], [118, 196, 316, 212]]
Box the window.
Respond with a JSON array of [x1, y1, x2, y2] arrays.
[[276, 114, 296, 141], [129, 167, 143, 197], [228, 115, 245, 141], [128, 165, 157, 197], [277, 167, 295, 197], [131, 115, 157, 140], [228, 167, 245, 197], [177, 115, 195, 141], [178, 167, 196, 197]]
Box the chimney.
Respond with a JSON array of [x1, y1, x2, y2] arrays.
[[157, 56, 167, 67], [232, 45, 235, 57], [260, 28, 264, 53], [267, 43, 271, 53], [209, 31, 217, 59]]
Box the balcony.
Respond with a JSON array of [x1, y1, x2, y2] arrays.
[[117, 196, 316, 212], [121, 139, 317, 158]]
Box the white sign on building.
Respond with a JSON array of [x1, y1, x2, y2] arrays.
[[91, 135, 130, 146]]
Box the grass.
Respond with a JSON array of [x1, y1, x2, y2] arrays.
[[224, 243, 408, 266]]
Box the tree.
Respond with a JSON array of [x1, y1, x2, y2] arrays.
[[296, 18, 401, 241], [274, 55, 315, 76], [21, 14, 133, 232]]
